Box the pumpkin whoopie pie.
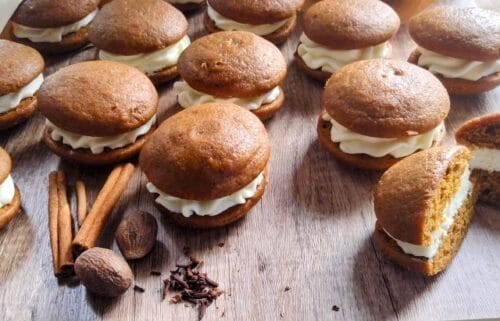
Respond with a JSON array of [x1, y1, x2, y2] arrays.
[[0, 40, 44, 130], [174, 31, 287, 121], [166, 0, 206, 12], [139, 102, 271, 229], [10, 0, 99, 55], [296, 0, 400, 81], [374, 146, 479, 276], [0, 147, 22, 229], [90, 0, 190, 85], [204, 0, 304, 44], [38, 61, 158, 166], [408, 6, 500, 95], [317, 59, 449, 171], [456, 113, 500, 206]]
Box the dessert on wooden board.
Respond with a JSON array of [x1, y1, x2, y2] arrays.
[[374, 146, 479, 276], [38, 60, 158, 165], [165, 0, 206, 12], [90, 0, 190, 85], [317, 59, 449, 170], [456, 113, 500, 206], [408, 6, 500, 95], [203, 0, 304, 44], [0, 147, 21, 229], [174, 31, 287, 121], [296, 0, 400, 81], [9, 0, 100, 55], [0, 39, 44, 130], [139, 102, 271, 229]]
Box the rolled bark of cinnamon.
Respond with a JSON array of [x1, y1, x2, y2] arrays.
[[76, 180, 87, 227], [72, 163, 135, 257], [56, 172, 74, 277], [48, 172, 60, 276]]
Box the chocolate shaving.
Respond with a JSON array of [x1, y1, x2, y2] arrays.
[[133, 285, 145, 293], [164, 256, 223, 320], [150, 271, 162, 276], [284, 286, 290, 292], [218, 242, 225, 247], [332, 305, 340, 312]]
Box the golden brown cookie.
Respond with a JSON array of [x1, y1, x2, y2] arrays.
[[0, 148, 12, 184], [38, 60, 158, 136], [0, 148, 21, 229], [303, 0, 400, 49], [0, 98, 38, 130], [408, 50, 500, 95], [374, 146, 479, 275], [140, 102, 271, 200], [409, 6, 500, 61], [294, 51, 336, 82]]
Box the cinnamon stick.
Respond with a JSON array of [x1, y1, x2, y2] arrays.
[[56, 171, 74, 277], [72, 163, 135, 257], [75, 180, 87, 227], [48, 172, 59, 276]]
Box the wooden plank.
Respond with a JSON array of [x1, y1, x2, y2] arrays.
[[0, 2, 499, 321]]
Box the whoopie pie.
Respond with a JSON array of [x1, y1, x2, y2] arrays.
[[10, 0, 100, 55], [0, 40, 44, 130], [90, 0, 190, 85], [140, 102, 271, 229], [38, 61, 158, 165], [0, 147, 22, 229]]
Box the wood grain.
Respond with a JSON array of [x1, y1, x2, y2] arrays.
[[0, 2, 499, 321]]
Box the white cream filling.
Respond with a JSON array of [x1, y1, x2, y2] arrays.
[[174, 80, 281, 110], [0, 175, 15, 208], [146, 172, 264, 217], [384, 166, 473, 260], [322, 113, 444, 158], [0, 73, 43, 114], [12, 9, 98, 43], [469, 147, 500, 172], [46, 116, 156, 154], [167, 0, 204, 3], [417, 47, 500, 81], [98, 35, 191, 75], [298, 34, 390, 73], [207, 4, 288, 36]]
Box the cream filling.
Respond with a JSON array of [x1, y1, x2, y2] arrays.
[[469, 147, 500, 172], [12, 9, 98, 43], [297, 34, 390, 73], [0, 175, 15, 208], [384, 167, 473, 260], [174, 80, 281, 110], [146, 172, 264, 217], [98, 35, 191, 75], [417, 47, 500, 81], [167, 0, 204, 3], [46, 116, 156, 154], [322, 113, 444, 158], [0, 73, 43, 114], [207, 4, 288, 36]]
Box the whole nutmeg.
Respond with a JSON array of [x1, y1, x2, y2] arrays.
[[115, 210, 158, 260], [74, 247, 133, 298]]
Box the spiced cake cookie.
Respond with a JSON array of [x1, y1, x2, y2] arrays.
[[317, 59, 449, 171], [175, 31, 287, 121], [408, 6, 500, 95], [374, 146, 479, 276], [296, 0, 400, 81], [139, 102, 271, 229], [203, 0, 304, 44], [0, 40, 44, 130], [90, 0, 190, 85], [0, 147, 22, 229], [456, 113, 500, 206], [38, 61, 158, 165], [10, 0, 99, 55]]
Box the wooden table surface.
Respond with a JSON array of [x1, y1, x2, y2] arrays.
[[1, 2, 499, 321]]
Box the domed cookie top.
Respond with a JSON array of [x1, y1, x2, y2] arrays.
[[178, 31, 287, 98], [409, 6, 500, 61], [375, 145, 470, 245], [304, 0, 400, 49], [139, 102, 271, 200], [90, 0, 188, 55], [0, 40, 44, 95], [208, 0, 304, 24], [38, 61, 158, 136], [11, 0, 100, 28], [0, 147, 12, 185], [323, 59, 449, 138]]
